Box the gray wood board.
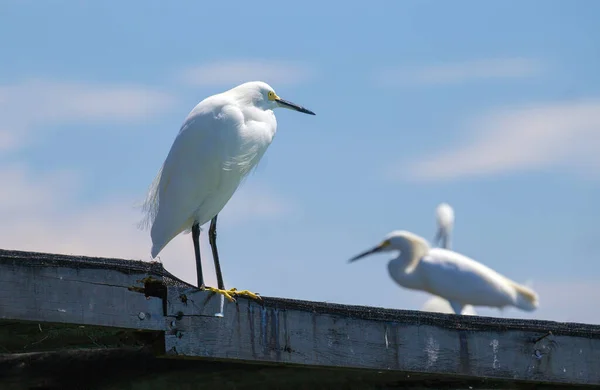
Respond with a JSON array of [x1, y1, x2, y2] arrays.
[[166, 288, 600, 386], [0, 252, 165, 330], [2, 348, 577, 390], [2, 248, 600, 386]]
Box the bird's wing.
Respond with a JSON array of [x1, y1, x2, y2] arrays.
[[142, 104, 245, 256], [419, 249, 516, 307]]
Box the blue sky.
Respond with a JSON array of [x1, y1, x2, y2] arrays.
[[1, 1, 599, 324]]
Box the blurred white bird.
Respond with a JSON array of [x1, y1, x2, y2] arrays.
[[348, 230, 539, 315], [141, 81, 315, 302], [423, 202, 477, 315]]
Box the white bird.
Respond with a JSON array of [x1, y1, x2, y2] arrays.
[[348, 230, 539, 315], [141, 81, 315, 302], [423, 202, 477, 315]]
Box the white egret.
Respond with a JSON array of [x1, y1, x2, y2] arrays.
[[141, 81, 315, 302], [423, 202, 477, 315], [348, 230, 539, 315]]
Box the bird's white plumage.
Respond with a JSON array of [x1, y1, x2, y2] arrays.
[[141, 82, 280, 257], [429, 202, 476, 315], [402, 247, 530, 308], [350, 230, 539, 314]]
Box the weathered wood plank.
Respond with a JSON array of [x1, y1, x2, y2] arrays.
[[3, 348, 573, 390], [0, 320, 164, 354], [165, 288, 600, 387], [167, 286, 227, 318], [0, 256, 165, 331], [2, 248, 600, 387]]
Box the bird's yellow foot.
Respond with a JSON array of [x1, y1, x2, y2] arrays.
[[201, 287, 261, 302], [226, 287, 262, 301], [201, 286, 236, 302]]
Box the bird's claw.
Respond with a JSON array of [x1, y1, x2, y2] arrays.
[[201, 286, 236, 302], [227, 287, 262, 301], [200, 286, 261, 302]]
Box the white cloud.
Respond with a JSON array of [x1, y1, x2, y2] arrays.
[[0, 166, 294, 287], [179, 60, 314, 87], [0, 79, 176, 151], [375, 58, 542, 86], [404, 99, 600, 181]]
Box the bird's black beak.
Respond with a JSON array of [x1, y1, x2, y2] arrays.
[[348, 243, 386, 263], [276, 98, 316, 115]]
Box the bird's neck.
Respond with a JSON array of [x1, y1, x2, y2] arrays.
[[241, 106, 277, 134], [402, 241, 429, 273], [387, 257, 422, 290], [386, 243, 429, 289], [442, 233, 452, 250]]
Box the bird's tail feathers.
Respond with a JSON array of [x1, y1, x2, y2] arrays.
[[512, 282, 539, 311], [137, 165, 164, 232]]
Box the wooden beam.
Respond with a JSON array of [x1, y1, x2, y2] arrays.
[[1, 248, 600, 387], [165, 287, 600, 387], [2, 348, 575, 389], [0, 249, 167, 331]]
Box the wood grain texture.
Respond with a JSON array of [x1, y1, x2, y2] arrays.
[[0, 255, 165, 331], [0, 348, 581, 390], [165, 288, 600, 386], [2, 248, 600, 386]]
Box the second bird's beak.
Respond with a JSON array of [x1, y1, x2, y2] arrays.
[[348, 241, 388, 263], [276, 97, 316, 115]]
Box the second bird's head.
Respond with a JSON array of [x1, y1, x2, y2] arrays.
[[347, 231, 425, 263], [231, 81, 316, 116]]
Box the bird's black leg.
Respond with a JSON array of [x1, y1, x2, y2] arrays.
[[204, 214, 260, 302], [192, 222, 204, 288], [209, 215, 225, 290]]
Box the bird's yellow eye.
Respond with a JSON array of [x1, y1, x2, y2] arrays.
[[381, 240, 391, 248], [268, 91, 277, 101]]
